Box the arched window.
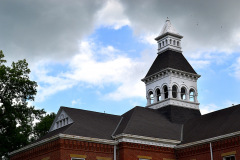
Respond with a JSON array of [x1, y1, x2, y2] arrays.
[[181, 87, 186, 100], [163, 85, 168, 99], [177, 41, 179, 46], [155, 88, 161, 101], [162, 41, 164, 46], [189, 89, 195, 102], [165, 39, 168, 45], [149, 91, 154, 104], [159, 43, 161, 48], [172, 85, 178, 98], [173, 40, 176, 45], [170, 39, 172, 44]]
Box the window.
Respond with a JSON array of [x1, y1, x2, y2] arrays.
[[173, 40, 176, 45], [165, 39, 168, 45], [170, 39, 172, 44], [172, 85, 178, 98], [70, 154, 86, 160], [223, 155, 235, 160], [181, 87, 186, 100], [155, 88, 161, 101], [163, 85, 168, 99], [177, 41, 179, 46], [189, 89, 195, 102]]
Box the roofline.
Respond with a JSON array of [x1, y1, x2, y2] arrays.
[[176, 130, 240, 149], [113, 133, 181, 145], [142, 67, 201, 82], [9, 133, 117, 156], [155, 32, 183, 41]]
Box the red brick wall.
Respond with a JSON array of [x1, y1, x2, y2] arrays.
[[11, 135, 240, 160], [10, 139, 62, 160], [10, 139, 114, 160], [177, 136, 240, 160], [118, 142, 176, 160]]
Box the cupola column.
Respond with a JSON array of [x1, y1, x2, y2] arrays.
[[147, 96, 151, 105], [161, 92, 165, 100], [168, 87, 172, 98], [194, 92, 198, 103], [186, 90, 190, 101], [177, 91, 181, 100], [154, 94, 158, 103]]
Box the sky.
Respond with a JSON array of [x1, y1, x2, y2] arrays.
[[1, 0, 240, 115]]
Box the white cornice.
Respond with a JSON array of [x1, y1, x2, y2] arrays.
[[9, 134, 117, 156], [59, 134, 117, 145], [146, 98, 200, 110], [142, 68, 200, 84], [114, 133, 180, 148], [176, 130, 240, 149]]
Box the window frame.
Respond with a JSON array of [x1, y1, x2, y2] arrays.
[[223, 155, 235, 160]]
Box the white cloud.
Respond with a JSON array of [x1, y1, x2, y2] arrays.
[[200, 103, 219, 115], [96, 0, 130, 29], [189, 60, 210, 70], [32, 40, 150, 102], [229, 57, 240, 79]]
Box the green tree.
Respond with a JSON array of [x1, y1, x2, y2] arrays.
[[0, 50, 45, 159], [32, 112, 56, 140]]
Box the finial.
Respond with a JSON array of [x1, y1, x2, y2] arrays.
[[166, 17, 170, 21]]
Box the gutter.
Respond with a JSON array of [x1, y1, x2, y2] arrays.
[[9, 134, 117, 156], [176, 130, 240, 149]]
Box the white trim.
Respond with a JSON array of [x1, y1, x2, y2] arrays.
[[141, 68, 200, 84], [114, 133, 180, 148], [176, 130, 240, 149], [9, 134, 117, 156], [59, 134, 117, 145], [146, 97, 200, 110]]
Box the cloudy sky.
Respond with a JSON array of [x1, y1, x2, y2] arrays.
[[1, 0, 240, 115]]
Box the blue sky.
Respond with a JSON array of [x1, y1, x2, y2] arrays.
[[1, 0, 240, 115]]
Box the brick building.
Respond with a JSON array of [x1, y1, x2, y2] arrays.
[[10, 19, 240, 160]]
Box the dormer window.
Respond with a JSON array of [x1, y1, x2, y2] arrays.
[[50, 110, 74, 131]]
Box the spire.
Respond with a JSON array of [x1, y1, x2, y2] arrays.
[[159, 18, 179, 36], [155, 18, 183, 54]]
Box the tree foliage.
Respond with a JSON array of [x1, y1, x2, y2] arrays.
[[0, 50, 45, 159], [32, 112, 56, 140]]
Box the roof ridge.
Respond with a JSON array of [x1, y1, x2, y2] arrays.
[[122, 107, 139, 133], [61, 106, 120, 117], [199, 104, 240, 117]]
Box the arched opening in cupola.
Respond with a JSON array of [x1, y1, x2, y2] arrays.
[[181, 87, 186, 100], [148, 91, 154, 104], [155, 88, 161, 101], [172, 85, 178, 98], [163, 85, 168, 99], [189, 89, 195, 102]]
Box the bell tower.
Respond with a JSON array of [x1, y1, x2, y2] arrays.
[[142, 19, 200, 110]]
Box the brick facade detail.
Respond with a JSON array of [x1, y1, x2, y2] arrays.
[[10, 135, 240, 160]]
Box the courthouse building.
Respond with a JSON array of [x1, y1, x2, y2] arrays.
[[10, 19, 240, 160]]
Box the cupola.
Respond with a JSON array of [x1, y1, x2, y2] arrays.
[[142, 18, 200, 110], [155, 18, 183, 54]]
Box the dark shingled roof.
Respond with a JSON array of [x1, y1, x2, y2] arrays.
[[145, 50, 197, 78], [39, 104, 240, 145], [157, 105, 201, 124], [114, 106, 186, 140], [182, 104, 240, 144], [40, 107, 121, 140]]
